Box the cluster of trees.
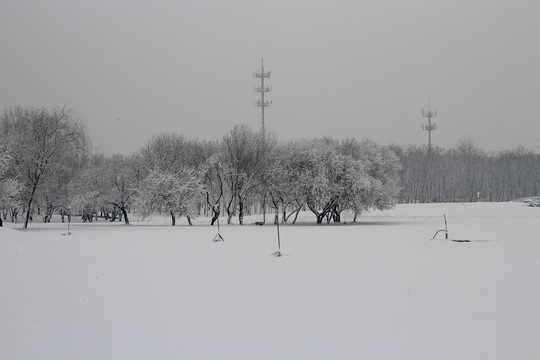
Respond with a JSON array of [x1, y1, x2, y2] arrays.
[[392, 139, 540, 203], [5, 106, 537, 229], [0, 106, 401, 227], [265, 138, 400, 224]]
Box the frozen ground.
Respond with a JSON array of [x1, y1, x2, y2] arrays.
[[1, 202, 539, 360]]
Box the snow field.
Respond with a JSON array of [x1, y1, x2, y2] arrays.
[[1, 202, 539, 360]]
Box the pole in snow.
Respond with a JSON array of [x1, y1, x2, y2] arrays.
[[272, 208, 282, 257], [430, 214, 449, 240], [212, 205, 224, 242], [443, 214, 448, 239], [62, 208, 72, 236]]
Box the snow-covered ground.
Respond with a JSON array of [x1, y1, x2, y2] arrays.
[[1, 202, 539, 360]]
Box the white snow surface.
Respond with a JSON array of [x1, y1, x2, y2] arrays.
[[1, 202, 539, 360]]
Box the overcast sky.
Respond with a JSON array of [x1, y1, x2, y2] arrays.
[[1, 0, 539, 154]]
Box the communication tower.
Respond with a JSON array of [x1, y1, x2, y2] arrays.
[[253, 59, 272, 133], [422, 98, 437, 150]]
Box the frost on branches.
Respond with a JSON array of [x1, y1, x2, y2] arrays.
[[266, 138, 401, 224], [136, 168, 202, 226], [0, 107, 87, 228], [0, 153, 22, 227]]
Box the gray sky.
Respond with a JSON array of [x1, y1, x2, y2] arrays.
[[1, 0, 539, 154]]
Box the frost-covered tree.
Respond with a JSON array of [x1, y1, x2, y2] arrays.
[[103, 154, 140, 224], [141, 133, 202, 173], [0, 106, 88, 228], [69, 154, 107, 222], [222, 125, 274, 225], [140, 134, 207, 221], [339, 139, 401, 220], [70, 154, 140, 224], [70, 191, 101, 222], [265, 142, 307, 224], [34, 147, 86, 223], [200, 149, 224, 225], [284, 141, 335, 224], [268, 138, 400, 224], [136, 168, 202, 225]]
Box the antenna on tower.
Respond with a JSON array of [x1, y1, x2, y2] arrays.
[[253, 59, 272, 133], [421, 98, 437, 151]]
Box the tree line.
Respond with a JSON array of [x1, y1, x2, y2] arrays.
[[1, 106, 539, 228], [391, 139, 540, 203], [0, 106, 401, 227]]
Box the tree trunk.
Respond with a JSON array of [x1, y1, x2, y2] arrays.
[[210, 205, 219, 225], [238, 200, 244, 225], [225, 194, 235, 225], [121, 206, 129, 224], [285, 204, 302, 223], [261, 194, 266, 225], [44, 203, 54, 223], [307, 201, 326, 224], [332, 205, 341, 222], [292, 209, 301, 224], [24, 182, 39, 229], [206, 191, 222, 226], [10, 208, 18, 222]]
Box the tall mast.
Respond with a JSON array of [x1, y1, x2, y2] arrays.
[[422, 98, 437, 151], [253, 59, 272, 133]]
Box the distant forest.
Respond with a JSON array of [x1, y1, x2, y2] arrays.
[[392, 140, 540, 203], [1, 106, 539, 227]]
